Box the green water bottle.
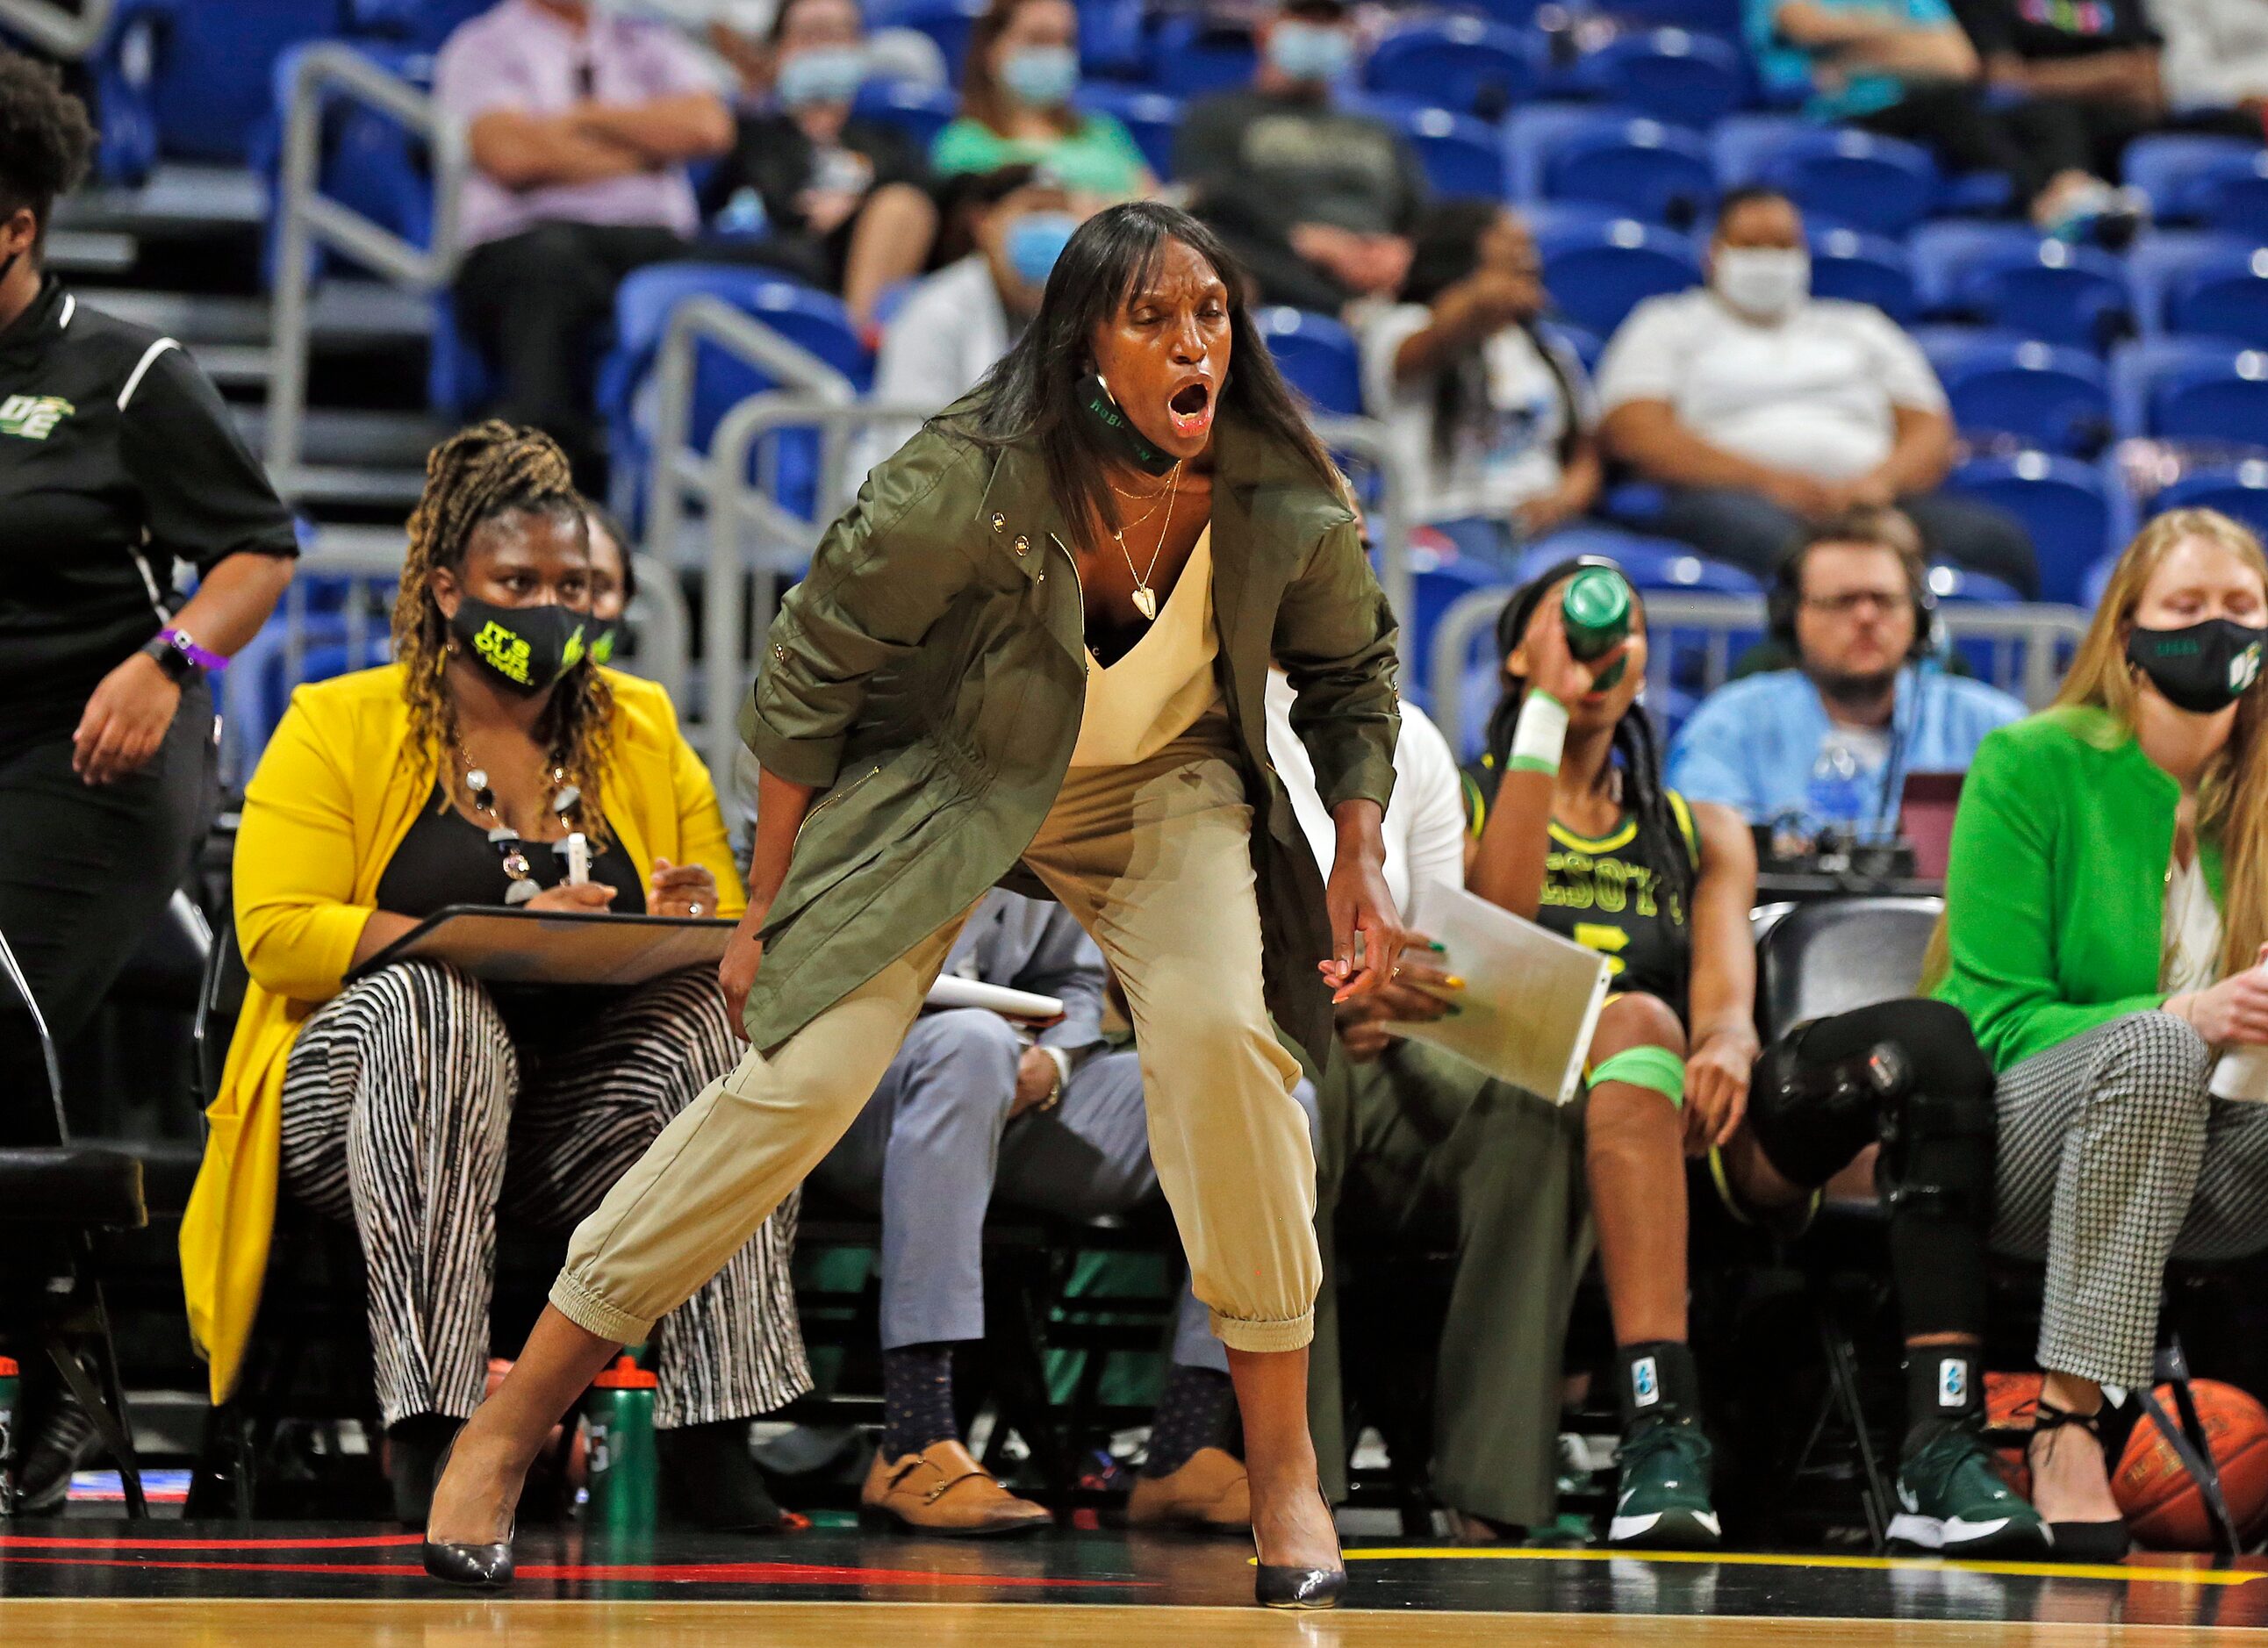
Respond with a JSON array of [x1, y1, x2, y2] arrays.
[[0, 1355, 19, 1516], [1562, 564, 1633, 690], [583, 1355, 658, 1531]]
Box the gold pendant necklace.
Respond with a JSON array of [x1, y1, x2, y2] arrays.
[[1114, 461, 1181, 622]]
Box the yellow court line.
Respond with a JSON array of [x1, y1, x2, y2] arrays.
[[1334, 1546, 2264, 1587]]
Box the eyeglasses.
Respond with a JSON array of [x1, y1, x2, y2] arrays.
[[1800, 591, 1906, 617]]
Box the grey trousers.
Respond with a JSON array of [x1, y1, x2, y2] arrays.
[[1992, 1011, 2268, 1388], [815, 1005, 1322, 1371]]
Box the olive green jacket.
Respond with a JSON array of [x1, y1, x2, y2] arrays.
[[739, 405, 1402, 1064]]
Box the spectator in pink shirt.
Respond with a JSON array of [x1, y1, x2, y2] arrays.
[[439, 0, 733, 486]]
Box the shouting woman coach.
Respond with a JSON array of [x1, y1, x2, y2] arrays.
[[0, 53, 294, 1139], [427, 201, 1403, 1608]]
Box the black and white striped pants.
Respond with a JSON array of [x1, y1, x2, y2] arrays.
[[1991, 1011, 2268, 1388], [279, 959, 810, 1429]]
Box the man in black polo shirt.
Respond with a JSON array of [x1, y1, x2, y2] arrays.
[[1174, 0, 1430, 313]]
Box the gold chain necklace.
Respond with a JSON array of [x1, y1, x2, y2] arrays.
[[1112, 460, 1181, 622]]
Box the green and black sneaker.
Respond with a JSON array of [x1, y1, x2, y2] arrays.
[[1887, 1420, 2050, 1557], [1608, 1413, 1722, 1551]]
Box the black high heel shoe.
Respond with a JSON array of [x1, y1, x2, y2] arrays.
[[2030, 1398, 2131, 1564], [1253, 1483, 1346, 1610], [421, 1435, 517, 1586]]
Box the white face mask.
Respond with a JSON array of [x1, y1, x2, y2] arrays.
[[1712, 247, 1811, 321]]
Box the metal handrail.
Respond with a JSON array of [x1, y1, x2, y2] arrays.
[[639, 294, 859, 567], [266, 43, 464, 491], [1428, 587, 2090, 756], [0, 0, 116, 58]]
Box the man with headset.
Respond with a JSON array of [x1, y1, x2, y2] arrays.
[[1666, 508, 2023, 842]]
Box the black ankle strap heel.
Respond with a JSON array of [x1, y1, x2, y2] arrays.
[[2030, 1399, 2131, 1564]]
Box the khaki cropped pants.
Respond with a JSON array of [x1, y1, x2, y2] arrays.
[[550, 721, 1322, 1354]]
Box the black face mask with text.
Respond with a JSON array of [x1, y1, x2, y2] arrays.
[[448, 596, 588, 695], [2127, 618, 2268, 714]]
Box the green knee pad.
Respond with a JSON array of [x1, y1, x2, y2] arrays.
[[1589, 1044, 1687, 1109]]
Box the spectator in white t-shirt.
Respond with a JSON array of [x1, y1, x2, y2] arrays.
[[2151, 0, 2268, 118], [854, 164, 1080, 476], [1360, 201, 1600, 571], [1596, 186, 2037, 595]]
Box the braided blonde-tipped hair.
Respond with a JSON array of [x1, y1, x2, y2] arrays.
[[391, 421, 615, 842]]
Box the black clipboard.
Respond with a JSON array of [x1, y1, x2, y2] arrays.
[[350, 905, 735, 989]]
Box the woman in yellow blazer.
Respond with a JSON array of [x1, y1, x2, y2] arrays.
[[180, 424, 806, 1531]]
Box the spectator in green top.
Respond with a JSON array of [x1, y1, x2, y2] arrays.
[[930, 0, 1154, 200]]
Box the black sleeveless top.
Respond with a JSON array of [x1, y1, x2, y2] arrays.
[[1461, 752, 1700, 1024], [374, 785, 646, 919]]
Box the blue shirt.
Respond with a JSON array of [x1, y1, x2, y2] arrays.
[[1746, 0, 1957, 119], [1666, 665, 2025, 835]]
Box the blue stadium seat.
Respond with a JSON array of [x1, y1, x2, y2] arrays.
[[1514, 529, 1764, 594], [1358, 102, 1510, 199], [597, 267, 871, 523], [1146, 16, 1259, 98], [1728, 124, 1939, 236], [2123, 134, 2268, 229], [1910, 221, 2130, 349], [1913, 327, 2112, 455], [851, 81, 959, 153], [1533, 217, 1703, 336], [1808, 226, 1914, 321], [2112, 337, 2268, 445], [1074, 85, 1181, 177], [2128, 233, 2268, 348], [148, 0, 352, 165], [1514, 106, 1715, 229], [1254, 308, 1362, 417], [866, 0, 987, 79], [2154, 462, 2268, 541], [1364, 17, 1541, 121], [1604, 0, 1747, 32], [1078, 0, 1148, 80], [1575, 28, 1749, 127], [1941, 452, 2115, 604], [349, 0, 489, 48], [1923, 563, 2026, 605]]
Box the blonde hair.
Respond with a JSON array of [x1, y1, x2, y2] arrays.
[[391, 421, 615, 842], [2061, 508, 2268, 978]]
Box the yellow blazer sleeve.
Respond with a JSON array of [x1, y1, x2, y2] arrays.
[[234, 689, 377, 1002], [669, 699, 748, 921]]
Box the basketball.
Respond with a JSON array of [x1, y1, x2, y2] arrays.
[[2114, 1381, 2268, 1550], [1984, 1372, 2043, 1499], [1984, 1372, 2268, 1549]]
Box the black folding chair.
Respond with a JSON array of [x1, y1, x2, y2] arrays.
[[0, 923, 150, 1515]]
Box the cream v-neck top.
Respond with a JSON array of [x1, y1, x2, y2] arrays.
[[1069, 525, 1221, 768]]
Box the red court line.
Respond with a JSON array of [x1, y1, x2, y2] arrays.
[[0, 1534, 424, 1551], [0, 1552, 1144, 1588]]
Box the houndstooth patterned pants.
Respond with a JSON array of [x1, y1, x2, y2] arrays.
[[1990, 1011, 2268, 1387], [280, 959, 810, 1430]]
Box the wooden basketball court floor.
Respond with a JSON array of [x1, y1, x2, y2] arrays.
[[6, 1526, 2268, 1644]]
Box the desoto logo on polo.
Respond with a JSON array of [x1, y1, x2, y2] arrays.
[[0, 393, 73, 440], [472, 620, 535, 684]]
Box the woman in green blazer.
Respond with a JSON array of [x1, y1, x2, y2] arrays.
[[425, 203, 1404, 1607], [1933, 508, 2268, 1558]]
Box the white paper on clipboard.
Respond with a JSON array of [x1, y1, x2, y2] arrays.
[[1387, 882, 1613, 1105], [924, 974, 1066, 1023]]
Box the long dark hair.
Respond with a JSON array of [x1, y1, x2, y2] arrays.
[[1482, 558, 1694, 923], [1404, 200, 1581, 469], [955, 201, 1340, 543]]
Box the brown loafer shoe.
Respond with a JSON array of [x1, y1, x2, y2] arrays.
[[1126, 1446, 1252, 1531], [859, 1439, 1054, 1537]]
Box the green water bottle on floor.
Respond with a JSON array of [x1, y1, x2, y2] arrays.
[[1561, 564, 1633, 691], [0, 1356, 19, 1516], [583, 1355, 658, 1531]]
